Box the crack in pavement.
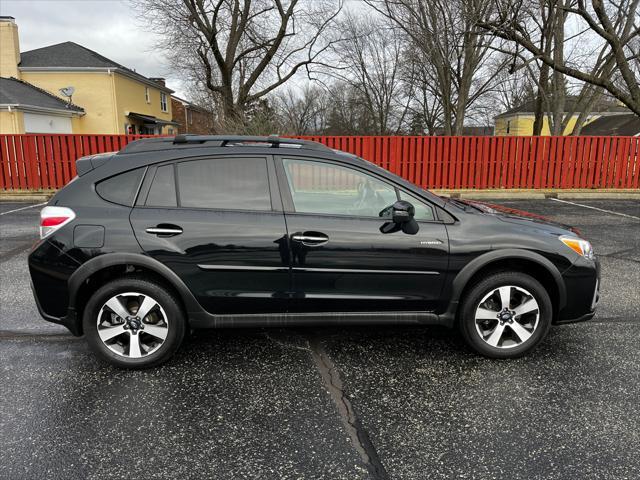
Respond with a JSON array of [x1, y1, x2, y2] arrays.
[[0, 330, 76, 340], [0, 242, 33, 263], [307, 335, 390, 480], [263, 330, 389, 479], [0, 236, 36, 263]]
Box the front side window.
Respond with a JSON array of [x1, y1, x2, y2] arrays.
[[177, 157, 271, 211], [398, 190, 435, 221], [283, 159, 397, 217], [160, 92, 167, 112], [145, 87, 150, 103]]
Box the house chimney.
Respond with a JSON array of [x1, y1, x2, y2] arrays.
[[0, 17, 20, 79], [149, 77, 166, 87]]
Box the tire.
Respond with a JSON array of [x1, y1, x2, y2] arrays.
[[458, 271, 552, 359], [83, 276, 186, 369]]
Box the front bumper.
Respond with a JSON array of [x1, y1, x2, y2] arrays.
[[555, 310, 596, 325], [556, 256, 600, 324]]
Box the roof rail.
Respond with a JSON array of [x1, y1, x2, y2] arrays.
[[172, 134, 330, 151], [119, 134, 331, 155]]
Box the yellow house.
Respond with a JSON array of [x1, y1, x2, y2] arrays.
[[494, 96, 630, 136], [0, 16, 177, 134]]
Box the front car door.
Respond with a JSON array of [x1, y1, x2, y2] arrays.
[[130, 155, 290, 314], [276, 156, 449, 313]]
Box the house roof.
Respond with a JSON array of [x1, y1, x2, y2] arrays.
[[496, 95, 629, 118], [0, 76, 84, 113], [580, 114, 640, 136], [19, 41, 173, 93]]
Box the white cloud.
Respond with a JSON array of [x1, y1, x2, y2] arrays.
[[1, 0, 186, 96]]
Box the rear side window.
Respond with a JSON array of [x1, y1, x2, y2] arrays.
[[96, 168, 144, 206], [177, 157, 271, 211], [146, 165, 177, 207]]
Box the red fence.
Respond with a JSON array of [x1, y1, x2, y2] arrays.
[[1, 134, 639, 190], [0, 135, 151, 191]]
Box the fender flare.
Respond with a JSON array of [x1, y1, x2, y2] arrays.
[[67, 252, 203, 315], [444, 249, 567, 321]]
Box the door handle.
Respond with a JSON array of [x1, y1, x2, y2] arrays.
[[291, 232, 329, 246], [146, 225, 183, 236]]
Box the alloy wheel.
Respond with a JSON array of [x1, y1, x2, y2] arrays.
[[474, 285, 540, 349], [96, 292, 169, 358]]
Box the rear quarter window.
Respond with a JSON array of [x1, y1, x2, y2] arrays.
[[95, 168, 145, 206]]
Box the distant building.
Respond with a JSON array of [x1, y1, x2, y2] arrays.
[[494, 95, 629, 136], [580, 114, 640, 136], [171, 95, 214, 135], [0, 77, 84, 133], [0, 16, 177, 134], [434, 126, 494, 136]]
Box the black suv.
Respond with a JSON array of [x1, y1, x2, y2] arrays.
[[29, 135, 600, 368]]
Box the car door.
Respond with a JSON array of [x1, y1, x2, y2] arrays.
[[276, 156, 449, 313], [130, 155, 290, 314]]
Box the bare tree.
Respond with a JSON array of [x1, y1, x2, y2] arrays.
[[365, 0, 509, 135], [136, 0, 342, 130], [400, 52, 445, 135], [275, 84, 329, 134], [328, 13, 410, 134], [492, 0, 621, 135], [481, 0, 640, 117]]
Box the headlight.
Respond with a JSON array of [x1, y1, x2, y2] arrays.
[[560, 235, 595, 260]]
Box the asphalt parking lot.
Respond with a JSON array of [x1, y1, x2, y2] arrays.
[[1, 198, 639, 480]]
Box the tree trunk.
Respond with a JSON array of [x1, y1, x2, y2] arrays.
[[532, 63, 549, 135]]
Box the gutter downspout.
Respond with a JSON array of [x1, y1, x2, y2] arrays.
[[108, 68, 119, 133], [7, 105, 21, 133]]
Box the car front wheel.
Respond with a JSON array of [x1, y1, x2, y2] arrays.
[[459, 272, 552, 358]]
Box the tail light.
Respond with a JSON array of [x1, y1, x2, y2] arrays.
[[40, 206, 76, 239]]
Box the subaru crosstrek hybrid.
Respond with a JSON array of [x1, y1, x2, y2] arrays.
[[29, 135, 600, 368]]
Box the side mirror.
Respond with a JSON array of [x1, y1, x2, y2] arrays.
[[391, 200, 415, 224], [379, 200, 419, 235]]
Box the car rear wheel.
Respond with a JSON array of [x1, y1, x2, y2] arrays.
[[459, 272, 552, 358], [83, 277, 185, 368]]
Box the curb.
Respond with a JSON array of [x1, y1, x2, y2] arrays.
[[0, 194, 53, 202], [432, 189, 640, 200]]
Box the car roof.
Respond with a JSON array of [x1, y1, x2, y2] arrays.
[[110, 134, 375, 169]]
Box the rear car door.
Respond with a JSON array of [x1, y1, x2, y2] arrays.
[[277, 156, 449, 313], [130, 155, 290, 314]]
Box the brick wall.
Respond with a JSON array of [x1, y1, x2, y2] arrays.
[[171, 98, 215, 135]]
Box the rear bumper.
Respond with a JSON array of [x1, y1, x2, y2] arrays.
[[30, 280, 81, 336], [28, 239, 82, 336]]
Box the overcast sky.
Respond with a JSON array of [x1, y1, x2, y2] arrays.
[[1, 0, 187, 96]]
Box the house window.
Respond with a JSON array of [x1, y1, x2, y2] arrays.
[[160, 92, 168, 112], [187, 108, 193, 125], [506, 120, 511, 134], [145, 87, 150, 104]]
